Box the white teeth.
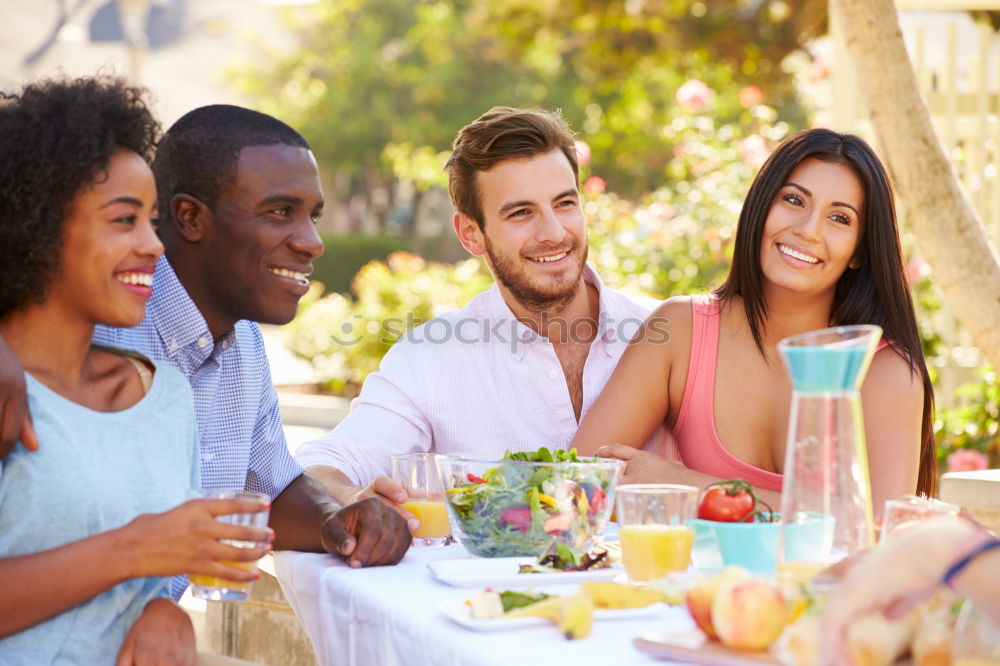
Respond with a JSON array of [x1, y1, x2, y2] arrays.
[[269, 267, 309, 284], [778, 244, 820, 264], [529, 251, 568, 263], [116, 273, 153, 287]]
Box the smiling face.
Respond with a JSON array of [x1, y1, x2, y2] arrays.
[[200, 143, 324, 329], [48, 148, 163, 328], [457, 150, 587, 313], [758, 157, 863, 299]]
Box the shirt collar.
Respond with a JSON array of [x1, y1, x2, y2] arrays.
[[149, 256, 235, 359]]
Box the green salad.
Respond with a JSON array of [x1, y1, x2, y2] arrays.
[[442, 447, 617, 557]]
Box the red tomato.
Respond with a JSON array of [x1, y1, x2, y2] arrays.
[[697, 485, 756, 522]]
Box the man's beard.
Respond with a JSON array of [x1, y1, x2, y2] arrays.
[[484, 236, 588, 315]]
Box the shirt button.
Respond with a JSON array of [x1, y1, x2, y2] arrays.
[[548, 370, 558, 379], [197, 336, 210, 348]]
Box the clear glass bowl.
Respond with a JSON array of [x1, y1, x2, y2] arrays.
[[435, 454, 623, 558]]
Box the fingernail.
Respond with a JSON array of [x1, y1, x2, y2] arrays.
[[350, 559, 361, 568], [341, 539, 353, 551], [396, 493, 407, 503], [408, 519, 420, 531]]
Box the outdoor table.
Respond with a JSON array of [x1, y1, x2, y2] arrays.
[[274, 542, 699, 666]]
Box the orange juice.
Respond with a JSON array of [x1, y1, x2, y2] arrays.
[[189, 559, 256, 591], [402, 499, 451, 538], [619, 524, 694, 581], [776, 560, 828, 586]]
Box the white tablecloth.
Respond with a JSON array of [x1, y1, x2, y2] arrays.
[[274, 543, 697, 666]]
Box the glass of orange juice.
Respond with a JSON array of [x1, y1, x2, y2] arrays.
[[616, 484, 698, 583], [391, 453, 452, 546], [188, 489, 270, 602]]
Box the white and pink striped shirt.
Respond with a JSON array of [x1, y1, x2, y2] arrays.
[[294, 266, 674, 486]]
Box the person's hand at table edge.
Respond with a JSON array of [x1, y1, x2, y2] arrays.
[[0, 332, 40, 458], [320, 497, 411, 568]]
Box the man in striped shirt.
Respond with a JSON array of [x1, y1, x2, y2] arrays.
[[300, 107, 671, 531]]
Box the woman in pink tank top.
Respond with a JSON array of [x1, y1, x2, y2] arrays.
[[573, 129, 935, 511]]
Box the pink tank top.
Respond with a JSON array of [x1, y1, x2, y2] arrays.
[[671, 295, 785, 493]]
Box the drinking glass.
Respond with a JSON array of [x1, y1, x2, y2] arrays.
[[392, 452, 452, 546], [880, 495, 959, 543], [616, 484, 699, 583], [188, 489, 270, 602], [952, 600, 1000, 666]]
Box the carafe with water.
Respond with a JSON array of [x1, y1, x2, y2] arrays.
[[775, 324, 882, 586]]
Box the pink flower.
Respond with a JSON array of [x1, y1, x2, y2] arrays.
[[738, 86, 764, 109], [740, 134, 770, 169], [675, 79, 714, 113], [574, 140, 592, 167], [906, 257, 930, 283], [583, 176, 606, 196], [947, 449, 989, 473]]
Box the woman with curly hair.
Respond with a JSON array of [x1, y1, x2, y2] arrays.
[[0, 77, 270, 663], [573, 129, 935, 513]]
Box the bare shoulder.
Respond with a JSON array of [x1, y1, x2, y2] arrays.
[[635, 296, 693, 347], [864, 346, 923, 397]]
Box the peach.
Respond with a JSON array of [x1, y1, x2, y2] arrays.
[[684, 566, 752, 639], [711, 579, 789, 651]]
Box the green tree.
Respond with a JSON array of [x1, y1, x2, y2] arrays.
[[230, 0, 823, 208]]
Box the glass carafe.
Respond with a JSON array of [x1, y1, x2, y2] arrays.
[[775, 325, 882, 587]]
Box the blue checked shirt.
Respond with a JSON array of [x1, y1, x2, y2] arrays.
[[94, 257, 303, 500]]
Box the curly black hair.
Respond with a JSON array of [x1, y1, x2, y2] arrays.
[[0, 76, 160, 318]]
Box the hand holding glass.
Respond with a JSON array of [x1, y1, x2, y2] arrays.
[[188, 490, 271, 602], [391, 453, 451, 546], [616, 484, 698, 583]]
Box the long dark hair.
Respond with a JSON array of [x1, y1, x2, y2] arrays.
[[714, 128, 936, 496]]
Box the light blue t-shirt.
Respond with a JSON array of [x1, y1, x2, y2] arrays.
[[0, 352, 200, 665]]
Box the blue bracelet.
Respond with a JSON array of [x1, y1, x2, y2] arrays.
[[942, 538, 1000, 588]]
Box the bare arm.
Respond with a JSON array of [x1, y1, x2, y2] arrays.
[[572, 300, 687, 456], [597, 443, 782, 509], [860, 348, 924, 515], [0, 497, 269, 638]]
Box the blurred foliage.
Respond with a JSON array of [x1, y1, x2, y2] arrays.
[[313, 233, 410, 294], [935, 368, 1000, 469], [230, 0, 823, 197], [287, 253, 493, 392]]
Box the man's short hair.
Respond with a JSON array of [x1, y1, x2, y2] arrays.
[[153, 104, 310, 220], [444, 107, 578, 230]]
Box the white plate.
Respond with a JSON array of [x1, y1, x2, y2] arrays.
[[427, 557, 624, 588], [435, 598, 664, 632]]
